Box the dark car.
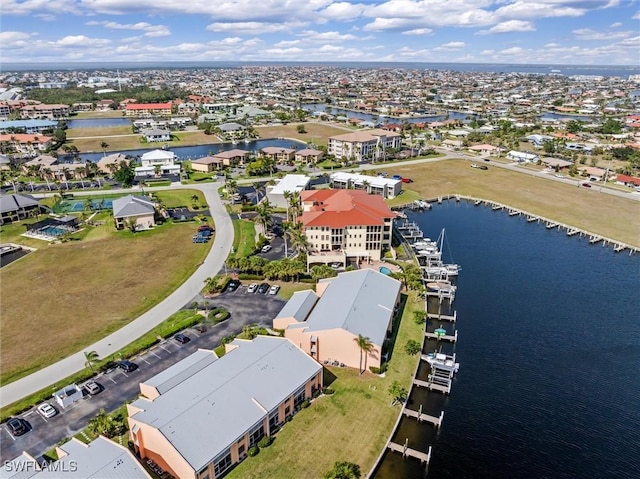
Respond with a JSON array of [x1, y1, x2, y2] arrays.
[[582, 182, 592, 188], [174, 333, 191, 344], [227, 279, 241, 291], [198, 225, 214, 232], [6, 418, 27, 436], [117, 360, 138, 372], [257, 282, 270, 294], [478, 165, 488, 170]]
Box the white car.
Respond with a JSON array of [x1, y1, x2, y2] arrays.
[[247, 283, 258, 293], [37, 403, 57, 419], [261, 244, 272, 253], [268, 284, 280, 295]]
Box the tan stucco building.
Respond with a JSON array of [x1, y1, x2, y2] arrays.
[[274, 269, 401, 371], [128, 337, 322, 479]]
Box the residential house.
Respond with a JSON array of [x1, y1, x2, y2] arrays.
[[295, 148, 324, 164], [98, 153, 128, 174], [125, 102, 173, 117], [71, 102, 93, 112], [49, 162, 89, 181], [0, 134, 53, 155], [468, 144, 501, 155], [615, 174, 640, 187], [190, 149, 249, 172], [260, 147, 295, 163], [218, 122, 245, 133], [274, 269, 401, 370], [112, 195, 156, 230], [1, 436, 152, 479], [23, 155, 58, 173], [300, 189, 394, 269], [127, 337, 322, 479], [142, 128, 171, 143], [265, 174, 311, 208], [507, 150, 539, 163], [330, 171, 402, 199], [540, 157, 573, 169], [0, 193, 42, 225], [526, 134, 553, 148], [135, 149, 180, 177], [579, 166, 607, 180], [327, 129, 402, 162], [19, 104, 70, 120], [96, 99, 115, 111]]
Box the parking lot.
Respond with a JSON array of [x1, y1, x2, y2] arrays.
[[0, 286, 286, 463]]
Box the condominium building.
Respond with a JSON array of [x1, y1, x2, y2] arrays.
[[300, 189, 394, 269], [125, 102, 173, 117], [19, 104, 70, 120], [127, 337, 322, 479], [327, 128, 402, 162], [330, 172, 402, 199]]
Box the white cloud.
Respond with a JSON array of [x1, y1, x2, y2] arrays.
[[0, 31, 32, 47], [34, 13, 56, 21], [477, 20, 535, 34], [573, 28, 634, 40], [499, 46, 527, 55], [86, 20, 170, 37], [633, 11, 640, 20], [609, 22, 622, 28], [206, 21, 306, 35], [434, 41, 466, 51], [54, 35, 111, 47], [316, 2, 365, 21], [402, 28, 433, 35], [297, 30, 359, 42], [2, 0, 80, 15]]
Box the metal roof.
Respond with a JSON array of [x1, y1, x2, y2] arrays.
[[274, 290, 319, 322], [142, 349, 218, 395], [269, 174, 310, 196], [112, 195, 155, 219], [307, 269, 400, 347], [0, 194, 39, 214], [130, 337, 321, 471]]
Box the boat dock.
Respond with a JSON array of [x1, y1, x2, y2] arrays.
[[450, 195, 639, 255], [413, 378, 451, 395], [387, 441, 432, 463], [402, 408, 444, 428], [425, 330, 457, 342], [427, 311, 456, 322]]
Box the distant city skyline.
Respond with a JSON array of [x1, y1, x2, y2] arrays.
[[1, 0, 639, 65]]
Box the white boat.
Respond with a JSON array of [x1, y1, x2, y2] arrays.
[[412, 239, 436, 249], [444, 263, 460, 275], [424, 352, 460, 373], [426, 280, 456, 293]]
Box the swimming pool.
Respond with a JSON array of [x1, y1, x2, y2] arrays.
[[379, 266, 392, 275], [40, 226, 67, 236]]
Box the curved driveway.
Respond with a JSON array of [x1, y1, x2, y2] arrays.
[[0, 181, 232, 408]]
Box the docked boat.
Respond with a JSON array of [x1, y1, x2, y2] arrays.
[[426, 280, 456, 294], [424, 352, 460, 374]]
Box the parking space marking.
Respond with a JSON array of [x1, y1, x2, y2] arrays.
[[140, 357, 151, 365], [106, 374, 118, 384], [158, 343, 173, 353], [149, 350, 162, 359], [5, 429, 16, 441]]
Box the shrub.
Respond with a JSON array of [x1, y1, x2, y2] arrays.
[[369, 366, 381, 374], [301, 399, 310, 408], [405, 339, 421, 356], [369, 362, 388, 375], [258, 436, 273, 448], [207, 307, 230, 324], [322, 387, 335, 395], [248, 446, 259, 457], [238, 273, 263, 280]]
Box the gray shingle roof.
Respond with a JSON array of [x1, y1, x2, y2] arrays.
[[112, 195, 155, 218], [0, 193, 39, 214], [130, 337, 321, 471], [308, 269, 401, 347]]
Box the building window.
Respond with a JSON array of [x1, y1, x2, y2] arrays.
[[269, 409, 281, 433], [213, 450, 232, 477], [249, 424, 264, 447], [293, 386, 306, 411]]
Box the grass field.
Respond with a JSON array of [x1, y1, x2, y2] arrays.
[[0, 190, 212, 384], [393, 159, 640, 247], [226, 290, 424, 479], [67, 126, 133, 138], [232, 219, 256, 257], [69, 130, 221, 153], [255, 123, 351, 147]]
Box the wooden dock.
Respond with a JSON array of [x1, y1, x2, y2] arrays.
[[403, 408, 444, 428], [413, 378, 451, 395], [388, 441, 432, 463], [426, 311, 456, 322], [425, 330, 457, 342]]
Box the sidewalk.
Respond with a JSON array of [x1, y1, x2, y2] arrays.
[[0, 182, 233, 408]]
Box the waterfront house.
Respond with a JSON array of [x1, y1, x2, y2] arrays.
[[274, 269, 401, 371], [0, 193, 42, 225], [0, 119, 58, 134], [330, 171, 402, 199], [190, 149, 249, 172], [98, 153, 128, 174], [300, 189, 394, 269], [23, 154, 58, 173], [327, 128, 402, 162], [19, 103, 70, 120], [112, 195, 156, 230], [295, 148, 324, 164], [127, 337, 322, 479], [135, 149, 180, 177], [142, 128, 171, 143], [0, 133, 53, 155], [260, 147, 296, 163]]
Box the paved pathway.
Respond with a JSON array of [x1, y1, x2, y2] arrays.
[[0, 182, 232, 408]]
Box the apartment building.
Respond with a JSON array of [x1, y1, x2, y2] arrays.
[[127, 337, 322, 479], [300, 189, 394, 269], [330, 172, 402, 199], [19, 103, 70, 120], [0, 133, 53, 154], [327, 128, 402, 162], [125, 102, 173, 117]]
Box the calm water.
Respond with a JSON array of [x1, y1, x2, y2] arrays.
[[61, 138, 307, 163], [374, 200, 640, 479]]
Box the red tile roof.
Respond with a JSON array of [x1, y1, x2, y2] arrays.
[[300, 190, 393, 228], [125, 102, 172, 110]]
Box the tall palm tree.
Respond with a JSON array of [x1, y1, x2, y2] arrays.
[[84, 350, 100, 373], [354, 334, 374, 374], [255, 199, 274, 233], [252, 181, 263, 203], [61, 166, 70, 190], [100, 142, 109, 156]]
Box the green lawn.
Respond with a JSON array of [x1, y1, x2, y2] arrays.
[[232, 219, 256, 257], [226, 289, 424, 479]]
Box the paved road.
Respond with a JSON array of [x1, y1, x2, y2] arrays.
[[0, 287, 285, 462], [0, 182, 233, 408]]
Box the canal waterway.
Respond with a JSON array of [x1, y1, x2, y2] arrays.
[[374, 200, 640, 479], [61, 138, 308, 163]]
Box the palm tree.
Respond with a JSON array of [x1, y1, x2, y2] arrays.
[[282, 221, 292, 258], [83, 198, 93, 214], [100, 142, 109, 156], [84, 350, 100, 373], [353, 334, 374, 374], [252, 181, 263, 203], [255, 199, 274, 233], [61, 166, 70, 190], [225, 177, 238, 202]]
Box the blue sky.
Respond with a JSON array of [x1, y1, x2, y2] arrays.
[[1, 0, 639, 64]]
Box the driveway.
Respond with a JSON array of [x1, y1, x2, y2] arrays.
[[0, 287, 286, 463]]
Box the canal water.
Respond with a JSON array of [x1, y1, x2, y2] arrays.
[[373, 200, 640, 479], [61, 138, 308, 163]]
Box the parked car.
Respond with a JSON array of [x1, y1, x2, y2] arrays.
[[401, 177, 413, 183], [84, 381, 101, 395], [330, 262, 342, 269], [247, 283, 258, 293], [117, 360, 138, 372], [582, 182, 592, 188], [392, 174, 402, 180], [193, 236, 208, 243], [257, 282, 270, 294], [37, 403, 57, 419], [227, 279, 241, 291], [198, 225, 214, 232], [268, 284, 280, 295], [261, 244, 272, 253], [478, 165, 489, 170], [197, 229, 212, 237], [6, 418, 27, 436], [174, 333, 191, 344]]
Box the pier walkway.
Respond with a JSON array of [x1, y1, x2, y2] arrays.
[[427, 311, 456, 322], [403, 408, 444, 427], [387, 442, 432, 463], [413, 378, 451, 395], [425, 330, 457, 342]]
